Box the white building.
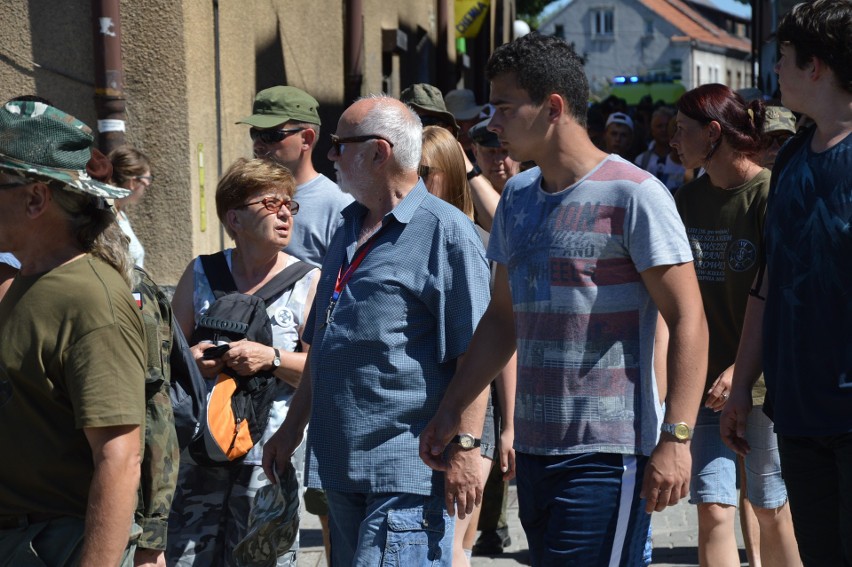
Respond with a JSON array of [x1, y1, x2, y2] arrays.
[[538, 0, 752, 96]]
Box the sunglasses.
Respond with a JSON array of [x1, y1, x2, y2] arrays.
[[250, 127, 306, 144], [235, 197, 300, 215], [418, 165, 432, 179], [330, 134, 394, 155], [0, 177, 32, 190], [762, 133, 793, 149], [133, 175, 155, 185]]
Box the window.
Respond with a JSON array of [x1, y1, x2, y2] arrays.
[[644, 19, 654, 36], [591, 8, 614, 37], [555, 24, 565, 39], [696, 65, 701, 85]]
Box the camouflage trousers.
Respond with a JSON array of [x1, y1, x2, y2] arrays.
[[0, 515, 138, 566], [167, 447, 304, 567]]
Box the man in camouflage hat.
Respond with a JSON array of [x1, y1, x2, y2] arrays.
[[0, 101, 146, 567], [759, 105, 796, 169], [400, 83, 460, 136]]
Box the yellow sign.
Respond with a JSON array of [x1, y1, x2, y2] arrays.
[[455, 0, 490, 39]]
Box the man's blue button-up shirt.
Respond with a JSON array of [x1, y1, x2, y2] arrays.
[[303, 181, 491, 496]]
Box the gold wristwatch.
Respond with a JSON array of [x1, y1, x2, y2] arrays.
[[660, 422, 693, 441]]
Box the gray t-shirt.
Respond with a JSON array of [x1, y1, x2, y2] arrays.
[[287, 174, 353, 267]]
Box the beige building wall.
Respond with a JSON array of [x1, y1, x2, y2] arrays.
[[0, 0, 511, 285]]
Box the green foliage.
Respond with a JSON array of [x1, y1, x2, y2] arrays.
[[517, 0, 553, 28]]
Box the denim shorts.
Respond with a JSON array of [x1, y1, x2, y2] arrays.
[[325, 491, 454, 566], [689, 407, 738, 506], [743, 406, 787, 509]]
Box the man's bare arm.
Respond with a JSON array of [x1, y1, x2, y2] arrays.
[[420, 265, 516, 467], [640, 262, 708, 513], [263, 351, 314, 479], [80, 424, 142, 567], [720, 272, 769, 455]]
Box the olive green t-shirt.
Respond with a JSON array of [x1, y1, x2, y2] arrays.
[[0, 255, 146, 517], [675, 170, 769, 405]]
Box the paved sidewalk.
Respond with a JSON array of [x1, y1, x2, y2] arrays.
[[295, 485, 748, 566]]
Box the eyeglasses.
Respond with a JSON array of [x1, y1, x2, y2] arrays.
[[250, 127, 306, 144], [418, 165, 432, 180], [763, 133, 793, 149], [330, 134, 394, 155], [0, 177, 32, 190], [133, 175, 155, 185], [235, 196, 299, 215]]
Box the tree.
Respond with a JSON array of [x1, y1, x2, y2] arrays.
[[517, 0, 563, 29]]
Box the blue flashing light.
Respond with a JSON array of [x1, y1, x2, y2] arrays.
[[613, 76, 627, 84], [629, 76, 640, 83]]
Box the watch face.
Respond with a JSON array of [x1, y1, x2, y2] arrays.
[[459, 434, 474, 449], [674, 423, 690, 440]]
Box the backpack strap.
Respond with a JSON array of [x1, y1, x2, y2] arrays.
[[200, 252, 238, 299], [254, 260, 314, 305]]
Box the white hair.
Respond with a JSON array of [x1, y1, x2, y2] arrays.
[[356, 94, 422, 171]]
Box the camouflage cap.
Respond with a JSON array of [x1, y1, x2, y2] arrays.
[[0, 101, 129, 199], [233, 463, 300, 567], [237, 86, 321, 129], [469, 118, 500, 148], [400, 84, 459, 135], [764, 106, 796, 135]]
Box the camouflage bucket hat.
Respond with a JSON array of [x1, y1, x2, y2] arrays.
[[400, 84, 459, 135], [237, 86, 321, 129], [764, 106, 796, 135], [233, 463, 300, 567], [0, 101, 129, 199]]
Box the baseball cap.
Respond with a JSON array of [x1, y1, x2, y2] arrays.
[[469, 118, 500, 148], [0, 101, 129, 199], [605, 112, 634, 131], [764, 106, 796, 135], [445, 89, 485, 121], [232, 463, 300, 566], [237, 86, 321, 129]]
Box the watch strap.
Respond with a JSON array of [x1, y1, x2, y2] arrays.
[[466, 164, 482, 181]]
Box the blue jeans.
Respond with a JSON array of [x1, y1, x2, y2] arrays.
[[325, 491, 454, 566], [516, 452, 650, 567], [777, 433, 852, 566]]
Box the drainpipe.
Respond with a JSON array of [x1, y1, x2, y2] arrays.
[[345, 0, 364, 104], [92, 0, 126, 154]]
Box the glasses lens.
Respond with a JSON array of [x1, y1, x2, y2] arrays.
[[251, 129, 285, 144], [418, 165, 431, 179], [286, 200, 299, 215]]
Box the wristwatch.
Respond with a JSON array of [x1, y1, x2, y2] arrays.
[[660, 422, 693, 441], [451, 433, 482, 450], [271, 347, 281, 368], [466, 164, 482, 181]]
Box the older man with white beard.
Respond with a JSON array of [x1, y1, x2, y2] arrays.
[[263, 94, 492, 566]]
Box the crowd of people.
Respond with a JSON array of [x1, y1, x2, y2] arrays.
[[0, 0, 850, 566]]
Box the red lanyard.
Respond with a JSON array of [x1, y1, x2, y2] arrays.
[[324, 227, 384, 326]]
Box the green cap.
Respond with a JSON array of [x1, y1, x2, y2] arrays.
[[237, 86, 321, 129], [400, 83, 459, 135], [232, 463, 300, 566], [0, 101, 129, 199], [764, 106, 796, 135]]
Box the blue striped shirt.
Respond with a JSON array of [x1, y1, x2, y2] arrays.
[[304, 181, 491, 495]]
